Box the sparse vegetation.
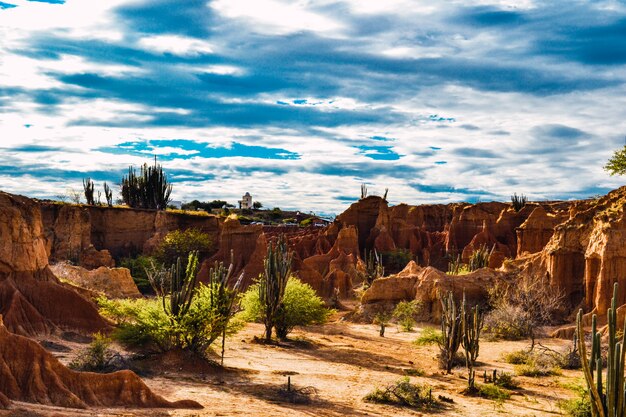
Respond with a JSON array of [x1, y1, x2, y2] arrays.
[[364, 377, 438, 409], [485, 274, 564, 348], [382, 248, 413, 274], [505, 348, 562, 377], [69, 332, 121, 373], [511, 193, 528, 212], [121, 157, 172, 210], [393, 300, 422, 332], [373, 310, 392, 337], [364, 249, 384, 286], [558, 385, 592, 417], [103, 182, 113, 207], [118, 255, 158, 293], [478, 383, 510, 403], [604, 145, 626, 176]]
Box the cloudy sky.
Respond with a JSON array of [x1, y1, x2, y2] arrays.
[[1, 0, 625, 213]]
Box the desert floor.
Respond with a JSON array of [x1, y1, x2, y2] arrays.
[[1, 314, 582, 417]]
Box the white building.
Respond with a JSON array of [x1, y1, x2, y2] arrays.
[[238, 192, 252, 210]]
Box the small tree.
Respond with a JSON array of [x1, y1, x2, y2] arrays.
[[259, 235, 293, 342], [83, 177, 95, 205], [373, 310, 392, 337], [253, 201, 263, 210], [154, 228, 213, 270], [605, 145, 626, 176]]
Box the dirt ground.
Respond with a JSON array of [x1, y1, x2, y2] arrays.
[[1, 317, 583, 417]]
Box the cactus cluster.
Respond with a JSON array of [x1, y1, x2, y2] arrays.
[[160, 251, 200, 320], [438, 291, 463, 373], [121, 156, 172, 210], [259, 235, 293, 341], [103, 182, 113, 207], [82, 177, 95, 205], [577, 282, 626, 417], [364, 249, 384, 286], [468, 245, 493, 271], [462, 296, 484, 389]]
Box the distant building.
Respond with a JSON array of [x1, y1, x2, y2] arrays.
[[238, 192, 252, 210]]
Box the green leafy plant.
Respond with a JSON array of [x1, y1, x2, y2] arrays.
[[69, 332, 119, 372], [604, 145, 626, 176], [382, 249, 413, 274], [118, 255, 157, 293], [393, 300, 422, 332], [121, 157, 172, 210], [240, 277, 331, 340], [154, 228, 213, 269], [478, 383, 510, 403]]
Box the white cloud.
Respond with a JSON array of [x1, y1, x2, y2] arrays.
[[138, 35, 214, 56]]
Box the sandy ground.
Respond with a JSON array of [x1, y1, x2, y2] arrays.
[[1, 318, 583, 417]]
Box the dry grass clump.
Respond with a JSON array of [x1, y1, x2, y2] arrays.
[[364, 377, 439, 409]]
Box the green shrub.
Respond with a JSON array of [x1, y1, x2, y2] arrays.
[[414, 328, 443, 346], [97, 283, 243, 355], [154, 228, 213, 268], [558, 386, 592, 417], [494, 372, 519, 389], [299, 218, 313, 227], [364, 377, 438, 409], [503, 349, 532, 365], [381, 249, 413, 274], [511, 351, 562, 377], [118, 255, 158, 293], [478, 383, 510, 402], [393, 300, 422, 332], [239, 277, 331, 339], [69, 332, 117, 372]]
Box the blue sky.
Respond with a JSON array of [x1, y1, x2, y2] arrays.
[[1, 0, 625, 212]]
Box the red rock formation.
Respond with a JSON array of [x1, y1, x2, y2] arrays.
[[0, 192, 108, 336], [516, 205, 569, 256], [0, 315, 201, 410], [198, 217, 266, 288]]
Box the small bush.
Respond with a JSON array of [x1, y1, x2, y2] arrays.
[[484, 304, 527, 340], [403, 368, 425, 377], [478, 383, 510, 403], [503, 349, 532, 365], [414, 328, 443, 346], [364, 377, 438, 409], [381, 249, 413, 274], [494, 372, 519, 389], [154, 228, 213, 268], [118, 255, 158, 293], [393, 300, 422, 332], [512, 350, 562, 377], [69, 332, 121, 372], [239, 277, 332, 339]]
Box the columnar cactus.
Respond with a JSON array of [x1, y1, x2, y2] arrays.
[[439, 291, 463, 373], [577, 282, 626, 417]]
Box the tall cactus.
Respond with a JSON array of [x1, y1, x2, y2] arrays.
[[82, 177, 95, 205], [162, 251, 199, 320], [259, 235, 293, 342], [439, 291, 463, 373], [121, 157, 172, 210], [365, 249, 384, 286], [462, 294, 484, 390], [577, 282, 626, 417], [103, 182, 113, 207]]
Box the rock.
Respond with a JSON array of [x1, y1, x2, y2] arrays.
[[50, 263, 141, 299], [0, 315, 202, 410], [79, 245, 115, 270], [516, 206, 568, 256], [0, 391, 10, 409], [0, 192, 109, 336], [198, 217, 266, 288]]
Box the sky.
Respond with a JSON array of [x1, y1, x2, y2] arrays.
[[1, 0, 626, 214]]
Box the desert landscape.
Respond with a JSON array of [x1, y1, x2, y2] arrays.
[[3, 1, 626, 416], [3, 178, 626, 416]]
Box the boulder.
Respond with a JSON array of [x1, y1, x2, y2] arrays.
[[50, 263, 141, 299]]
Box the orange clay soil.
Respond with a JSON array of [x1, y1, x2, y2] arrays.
[[1, 316, 583, 417]]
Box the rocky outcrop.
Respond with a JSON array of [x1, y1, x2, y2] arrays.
[[361, 261, 505, 321], [0, 315, 202, 410], [198, 216, 266, 288], [50, 263, 141, 299], [40, 203, 221, 264], [0, 192, 108, 336], [516, 205, 569, 256]]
